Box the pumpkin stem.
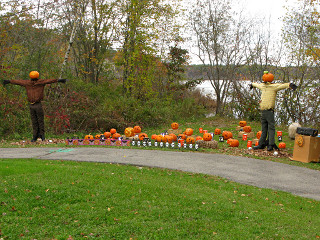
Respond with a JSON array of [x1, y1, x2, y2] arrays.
[[264, 71, 269, 74]]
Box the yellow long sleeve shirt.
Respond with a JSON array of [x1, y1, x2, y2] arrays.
[[252, 82, 290, 110]]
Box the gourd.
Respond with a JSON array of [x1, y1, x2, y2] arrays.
[[243, 126, 252, 133], [228, 139, 239, 147], [186, 137, 195, 144], [166, 135, 174, 143], [112, 133, 121, 139], [84, 135, 94, 140], [133, 126, 141, 134], [171, 122, 179, 130], [124, 127, 135, 137], [222, 131, 233, 140], [214, 128, 221, 135], [203, 133, 212, 141], [104, 132, 111, 138], [262, 71, 274, 82], [139, 133, 148, 141], [110, 128, 117, 134], [169, 133, 177, 142], [278, 142, 286, 149], [185, 128, 194, 136], [239, 121, 247, 127]]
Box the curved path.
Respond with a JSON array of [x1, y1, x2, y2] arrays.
[[1, 147, 319, 201]]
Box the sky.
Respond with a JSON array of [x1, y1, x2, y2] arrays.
[[185, 0, 298, 64]]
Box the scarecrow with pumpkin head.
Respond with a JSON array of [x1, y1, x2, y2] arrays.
[[2, 71, 67, 142], [250, 71, 297, 151]]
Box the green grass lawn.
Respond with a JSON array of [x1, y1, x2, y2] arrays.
[[0, 158, 319, 239]]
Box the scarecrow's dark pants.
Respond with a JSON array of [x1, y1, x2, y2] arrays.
[[258, 109, 275, 146], [29, 102, 45, 139]]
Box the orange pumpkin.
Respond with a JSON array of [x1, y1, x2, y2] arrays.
[[104, 132, 111, 138], [84, 135, 94, 140], [151, 134, 157, 140], [112, 133, 121, 139], [196, 136, 203, 141], [29, 71, 39, 79], [110, 128, 117, 134], [95, 134, 102, 139], [133, 126, 141, 134], [262, 71, 274, 82], [171, 122, 179, 130], [229, 139, 239, 147], [178, 134, 187, 140], [186, 137, 195, 144], [139, 133, 148, 141], [203, 133, 212, 141], [227, 138, 233, 144], [185, 128, 194, 136], [156, 135, 163, 142], [239, 121, 247, 127], [278, 142, 286, 149], [222, 131, 233, 140], [169, 133, 177, 142], [166, 135, 173, 143], [243, 126, 252, 133], [124, 127, 134, 137], [214, 128, 221, 135], [256, 131, 262, 139]]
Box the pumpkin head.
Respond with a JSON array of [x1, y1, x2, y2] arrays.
[[139, 133, 148, 141], [203, 133, 212, 141], [112, 133, 121, 139], [166, 135, 173, 143], [124, 127, 134, 137], [110, 128, 117, 134], [256, 131, 262, 139], [185, 128, 194, 136], [239, 121, 247, 127], [243, 126, 252, 133], [222, 131, 233, 140], [214, 128, 221, 135], [171, 122, 179, 130], [104, 132, 111, 138], [29, 71, 39, 79], [262, 71, 274, 82], [278, 142, 286, 149], [133, 126, 141, 134], [229, 139, 239, 147], [84, 135, 94, 140], [196, 136, 203, 141], [169, 133, 177, 142]]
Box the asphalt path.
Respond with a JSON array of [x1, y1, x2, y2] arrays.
[[1, 147, 319, 201]]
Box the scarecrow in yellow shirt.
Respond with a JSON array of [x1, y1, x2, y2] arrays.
[[250, 71, 297, 151]]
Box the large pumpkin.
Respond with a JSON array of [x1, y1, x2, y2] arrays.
[[222, 131, 233, 140], [29, 71, 39, 79], [256, 131, 262, 139], [110, 128, 117, 134], [84, 135, 94, 140], [139, 133, 148, 141], [166, 135, 174, 143], [243, 126, 252, 133], [171, 122, 179, 130], [186, 137, 195, 144], [239, 121, 247, 127], [156, 135, 163, 142], [104, 131, 111, 138], [151, 134, 157, 140], [178, 134, 187, 140], [185, 128, 194, 136], [133, 126, 141, 134], [278, 142, 286, 149], [262, 71, 274, 82], [203, 133, 212, 141], [124, 127, 135, 137], [95, 134, 102, 139], [214, 128, 221, 135]]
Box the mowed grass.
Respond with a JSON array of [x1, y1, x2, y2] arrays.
[[0, 159, 319, 239]]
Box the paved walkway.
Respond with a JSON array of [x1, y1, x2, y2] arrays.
[[1, 147, 319, 201]]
